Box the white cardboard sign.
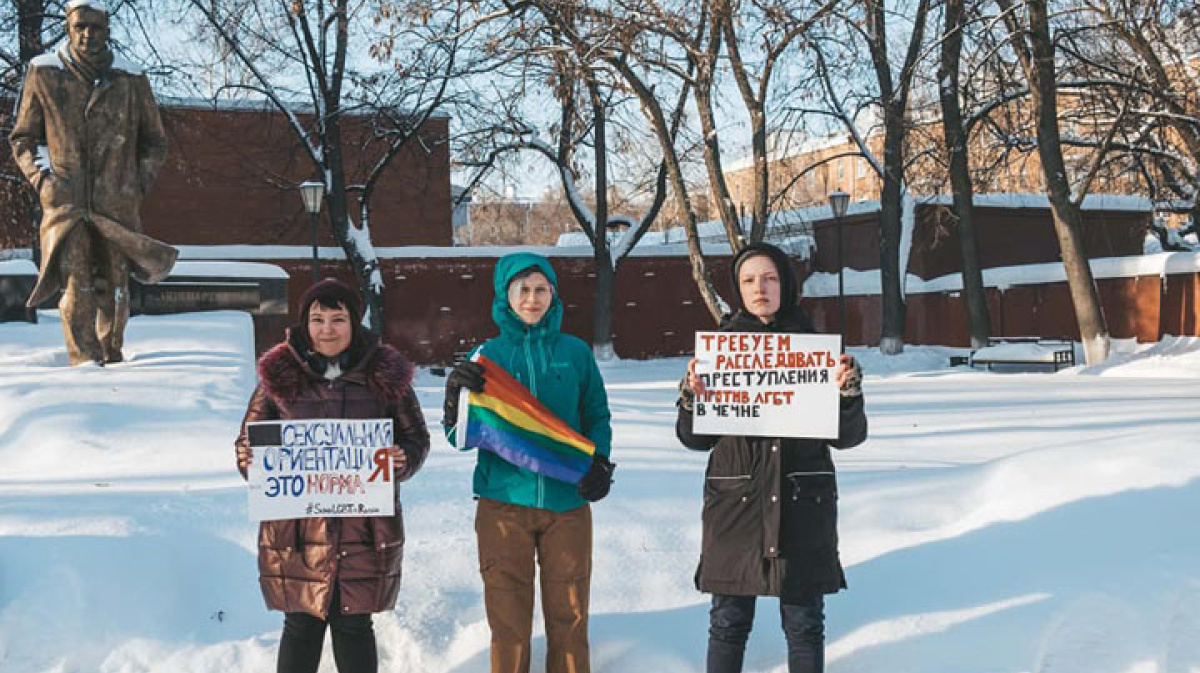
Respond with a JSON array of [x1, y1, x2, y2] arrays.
[[692, 331, 841, 439], [246, 418, 395, 521]]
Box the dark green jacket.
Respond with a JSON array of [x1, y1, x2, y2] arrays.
[[446, 253, 612, 512]]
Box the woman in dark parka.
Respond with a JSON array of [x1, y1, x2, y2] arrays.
[[676, 242, 868, 673], [235, 278, 430, 673]]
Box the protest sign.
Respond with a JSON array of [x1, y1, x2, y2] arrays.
[[246, 418, 395, 521], [692, 331, 841, 438]]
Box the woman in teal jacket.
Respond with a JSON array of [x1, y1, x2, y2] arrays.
[[443, 252, 614, 673]]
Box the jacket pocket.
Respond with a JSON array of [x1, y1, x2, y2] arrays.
[[781, 473, 838, 553], [369, 514, 404, 545], [705, 473, 751, 494], [704, 437, 759, 497]]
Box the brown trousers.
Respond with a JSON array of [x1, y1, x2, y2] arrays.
[[58, 222, 129, 365], [476, 498, 592, 673]]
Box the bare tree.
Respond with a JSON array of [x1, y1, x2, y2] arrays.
[[996, 0, 1111, 363], [720, 0, 839, 242], [457, 0, 675, 357], [548, 0, 730, 321], [938, 0, 991, 348], [600, 0, 733, 322], [796, 0, 931, 354], [1080, 0, 1200, 224], [180, 0, 479, 332]]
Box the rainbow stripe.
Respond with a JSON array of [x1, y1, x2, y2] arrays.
[[456, 354, 595, 484]]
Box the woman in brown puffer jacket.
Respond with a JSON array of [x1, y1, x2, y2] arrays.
[[235, 278, 430, 673]]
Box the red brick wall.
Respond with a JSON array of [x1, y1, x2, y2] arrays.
[[142, 104, 451, 247], [248, 254, 1200, 362], [256, 255, 744, 362], [809, 204, 1150, 279], [0, 101, 452, 251], [805, 275, 1184, 347]]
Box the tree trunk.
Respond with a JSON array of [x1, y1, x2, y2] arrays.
[[694, 75, 745, 252], [16, 0, 44, 64], [1026, 0, 1109, 363], [608, 57, 726, 321], [590, 88, 615, 360], [747, 105, 769, 243], [862, 0, 928, 355], [939, 0, 991, 348], [324, 111, 384, 334], [878, 108, 907, 354]]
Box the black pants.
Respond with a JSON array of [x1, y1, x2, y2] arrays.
[[707, 593, 825, 673], [277, 590, 377, 673]]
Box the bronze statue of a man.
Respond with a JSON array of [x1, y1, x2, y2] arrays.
[[10, 0, 176, 365]]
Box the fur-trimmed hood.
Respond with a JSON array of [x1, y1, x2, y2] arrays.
[[256, 339, 415, 414]]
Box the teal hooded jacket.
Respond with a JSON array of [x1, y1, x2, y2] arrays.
[[445, 253, 612, 512]]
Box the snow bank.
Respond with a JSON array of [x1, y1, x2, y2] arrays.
[[1076, 336, 1200, 378], [169, 261, 289, 279], [0, 311, 257, 486]]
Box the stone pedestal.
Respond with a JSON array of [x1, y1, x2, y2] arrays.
[[0, 259, 38, 323]]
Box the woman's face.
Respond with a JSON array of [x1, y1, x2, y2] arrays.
[[508, 271, 554, 326], [738, 254, 782, 323], [307, 302, 353, 358]]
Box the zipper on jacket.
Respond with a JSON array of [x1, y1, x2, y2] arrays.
[[707, 474, 752, 480], [524, 337, 539, 397], [522, 333, 547, 509]]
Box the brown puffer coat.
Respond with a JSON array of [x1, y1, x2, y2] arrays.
[[235, 336, 430, 619], [10, 49, 174, 306]]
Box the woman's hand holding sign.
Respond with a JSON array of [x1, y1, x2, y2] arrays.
[[685, 357, 707, 397], [835, 354, 863, 397], [237, 445, 253, 473], [389, 446, 408, 477]]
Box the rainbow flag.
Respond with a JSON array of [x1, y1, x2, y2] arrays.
[[455, 354, 596, 484]]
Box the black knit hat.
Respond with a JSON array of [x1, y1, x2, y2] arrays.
[[298, 278, 363, 326], [729, 242, 799, 314]]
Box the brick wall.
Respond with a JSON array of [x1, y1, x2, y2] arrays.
[[0, 100, 452, 252], [244, 253, 1199, 362]]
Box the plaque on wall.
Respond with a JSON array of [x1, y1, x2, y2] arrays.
[[135, 281, 262, 314]]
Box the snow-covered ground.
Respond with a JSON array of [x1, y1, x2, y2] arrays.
[[2, 311, 1199, 673]]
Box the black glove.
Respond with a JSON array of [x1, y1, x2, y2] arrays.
[[443, 361, 486, 426], [577, 454, 616, 502]]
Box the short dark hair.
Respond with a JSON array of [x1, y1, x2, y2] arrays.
[[298, 278, 363, 326]]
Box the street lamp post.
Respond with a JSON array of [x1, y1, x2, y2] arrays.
[[299, 181, 326, 284], [827, 190, 850, 348]]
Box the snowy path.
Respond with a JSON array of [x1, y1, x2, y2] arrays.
[[1, 312, 1198, 672]]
